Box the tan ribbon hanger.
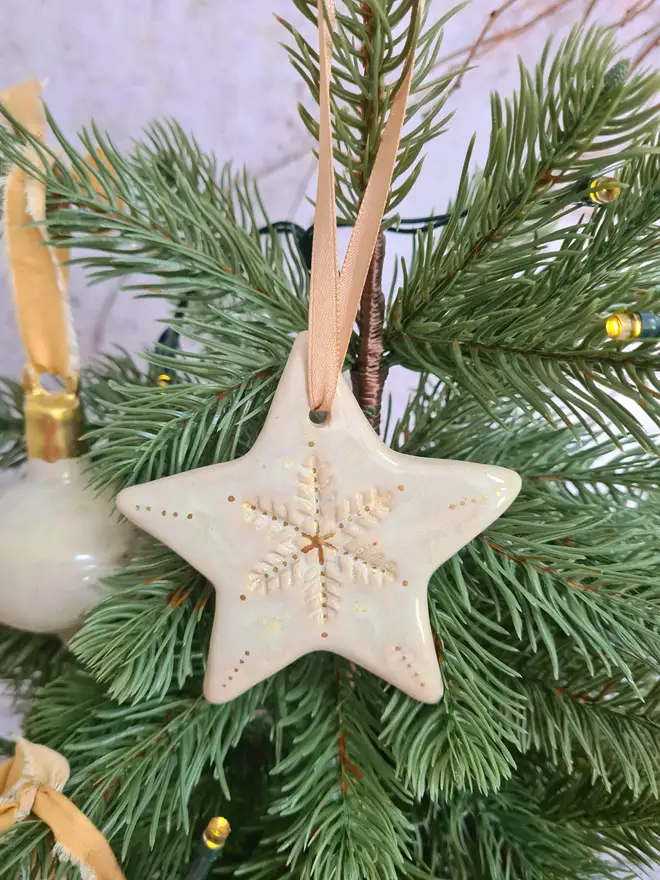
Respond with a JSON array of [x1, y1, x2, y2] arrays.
[[0, 738, 125, 880], [1, 78, 77, 384], [308, 0, 422, 414]]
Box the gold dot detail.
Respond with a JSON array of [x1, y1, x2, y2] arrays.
[[240, 659, 244, 665], [234, 668, 239, 672], [292, 554, 298, 560], [365, 505, 370, 512], [240, 595, 246, 601], [449, 504, 456, 510], [395, 646, 401, 651], [245, 651, 250, 656], [471, 498, 476, 504], [398, 484, 405, 492], [229, 676, 233, 681], [135, 505, 140, 511], [272, 515, 277, 521], [161, 510, 167, 516], [146, 506, 151, 511], [308, 441, 315, 447], [284, 521, 289, 526], [228, 495, 235, 503], [251, 505, 256, 510], [273, 567, 279, 573], [187, 514, 193, 520], [312, 467, 317, 474], [321, 632, 328, 639], [338, 523, 344, 529], [222, 684, 227, 688], [403, 580, 409, 587], [173, 512, 178, 517], [483, 494, 489, 500], [460, 500, 466, 506]]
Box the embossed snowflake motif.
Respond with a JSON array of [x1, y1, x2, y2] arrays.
[[241, 457, 396, 625]]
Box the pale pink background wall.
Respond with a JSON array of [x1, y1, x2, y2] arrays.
[[0, 0, 658, 873]]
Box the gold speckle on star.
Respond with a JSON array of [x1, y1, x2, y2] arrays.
[[398, 484, 405, 492], [402, 580, 409, 586], [240, 595, 246, 601], [187, 513, 193, 520], [228, 495, 235, 503], [321, 632, 328, 639], [161, 510, 167, 516], [308, 441, 315, 447]]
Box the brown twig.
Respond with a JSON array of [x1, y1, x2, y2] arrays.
[[436, 0, 579, 69], [351, 232, 387, 432], [350, 5, 388, 433], [581, 0, 602, 23], [452, 0, 524, 92], [621, 21, 660, 51], [633, 31, 660, 69], [613, 0, 655, 28]]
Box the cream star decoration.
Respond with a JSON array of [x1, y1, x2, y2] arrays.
[[117, 333, 521, 704]]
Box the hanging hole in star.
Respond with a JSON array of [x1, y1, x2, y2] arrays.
[[309, 410, 330, 426]]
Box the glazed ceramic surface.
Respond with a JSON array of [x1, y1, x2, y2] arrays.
[[117, 333, 521, 703], [0, 458, 133, 636]]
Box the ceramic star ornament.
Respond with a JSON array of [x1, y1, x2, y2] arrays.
[[116, 334, 521, 704], [117, 0, 521, 704]]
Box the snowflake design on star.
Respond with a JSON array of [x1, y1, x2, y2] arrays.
[[241, 456, 396, 625]]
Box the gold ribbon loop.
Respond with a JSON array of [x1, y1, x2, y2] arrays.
[[308, 0, 421, 413], [1, 79, 76, 382], [0, 738, 125, 880]]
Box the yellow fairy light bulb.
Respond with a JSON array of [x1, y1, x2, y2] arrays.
[[605, 311, 660, 342], [589, 176, 621, 206], [203, 817, 231, 849]]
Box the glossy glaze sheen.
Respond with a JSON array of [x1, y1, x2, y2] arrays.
[[0, 458, 133, 636], [117, 333, 522, 704]]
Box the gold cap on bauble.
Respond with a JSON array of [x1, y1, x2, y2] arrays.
[[23, 370, 85, 462]]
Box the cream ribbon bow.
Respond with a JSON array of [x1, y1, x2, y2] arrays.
[[0, 738, 125, 879]]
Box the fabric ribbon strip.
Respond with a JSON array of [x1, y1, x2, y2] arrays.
[[0, 738, 125, 880], [1, 78, 77, 382], [308, 0, 421, 413]]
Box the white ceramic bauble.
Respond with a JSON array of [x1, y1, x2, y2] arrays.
[[0, 458, 133, 636]]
